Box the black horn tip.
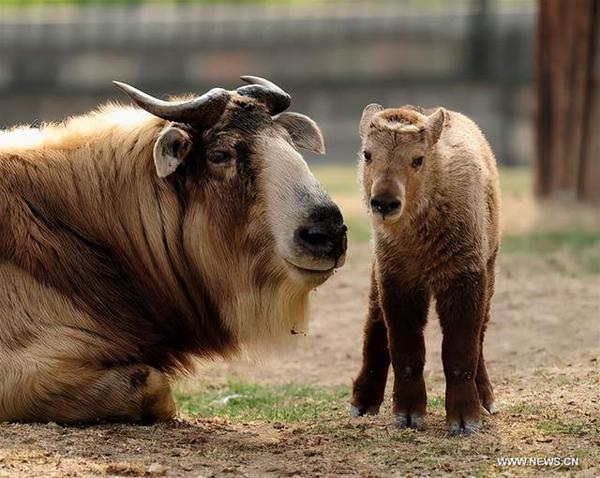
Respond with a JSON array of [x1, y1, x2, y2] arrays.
[[237, 75, 291, 115]]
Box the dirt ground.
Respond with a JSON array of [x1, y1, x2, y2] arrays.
[[0, 170, 598, 477]]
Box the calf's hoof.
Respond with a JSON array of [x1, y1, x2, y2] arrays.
[[445, 382, 482, 436], [447, 417, 482, 436], [348, 403, 381, 417], [394, 411, 425, 430], [391, 377, 427, 430]]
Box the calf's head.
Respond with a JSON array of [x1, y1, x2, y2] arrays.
[[115, 77, 346, 345], [358, 104, 446, 224]]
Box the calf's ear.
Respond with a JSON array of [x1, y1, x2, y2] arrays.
[[426, 108, 446, 145], [275, 112, 325, 154], [153, 126, 193, 177], [359, 103, 384, 138]]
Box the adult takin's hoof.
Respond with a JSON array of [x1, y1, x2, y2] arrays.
[[394, 412, 424, 430]]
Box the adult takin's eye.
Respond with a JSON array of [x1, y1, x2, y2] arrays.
[[363, 150, 372, 163], [209, 150, 232, 165], [412, 156, 424, 168]]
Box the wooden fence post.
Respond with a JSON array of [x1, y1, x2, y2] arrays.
[[536, 0, 600, 204]]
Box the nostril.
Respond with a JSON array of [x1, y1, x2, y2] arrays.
[[298, 226, 330, 247], [370, 198, 382, 210], [387, 200, 401, 211], [370, 196, 401, 215]]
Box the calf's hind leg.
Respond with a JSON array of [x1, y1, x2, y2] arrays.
[[476, 255, 497, 414], [24, 364, 175, 424], [350, 272, 391, 416]]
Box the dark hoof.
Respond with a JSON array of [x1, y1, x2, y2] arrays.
[[348, 403, 380, 417], [395, 412, 424, 430], [447, 418, 481, 436]]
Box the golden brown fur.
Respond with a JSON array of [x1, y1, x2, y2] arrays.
[[0, 98, 342, 423], [351, 105, 500, 435]]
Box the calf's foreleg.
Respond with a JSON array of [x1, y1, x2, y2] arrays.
[[436, 269, 487, 435], [350, 273, 390, 416], [379, 279, 430, 429]]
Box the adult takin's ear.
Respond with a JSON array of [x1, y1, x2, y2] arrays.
[[359, 103, 384, 138], [274, 112, 325, 155], [153, 126, 192, 178], [426, 107, 446, 145]]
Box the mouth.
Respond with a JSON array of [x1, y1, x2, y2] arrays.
[[372, 210, 403, 222], [284, 258, 336, 277]]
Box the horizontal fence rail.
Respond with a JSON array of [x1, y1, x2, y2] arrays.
[[0, 1, 536, 165]]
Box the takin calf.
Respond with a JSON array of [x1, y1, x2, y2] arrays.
[[0, 76, 347, 423], [350, 104, 500, 435]]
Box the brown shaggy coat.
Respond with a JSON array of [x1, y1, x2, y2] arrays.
[[350, 105, 500, 435], [0, 97, 341, 423]]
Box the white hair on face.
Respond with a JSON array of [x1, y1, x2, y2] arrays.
[[255, 135, 329, 265], [185, 134, 329, 359]]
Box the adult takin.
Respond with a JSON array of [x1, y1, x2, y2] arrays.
[[0, 76, 347, 423], [350, 104, 500, 435]]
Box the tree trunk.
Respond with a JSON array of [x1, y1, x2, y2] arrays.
[[536, 0, 600, 204]]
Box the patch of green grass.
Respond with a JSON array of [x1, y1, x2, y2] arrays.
[[503, 230, 600, 274], [536, 418, 595, 437], [499, 167, 532, 196], [427, 396, 445, 412], [175, 381, 349, 423], [506, 401, 540, 416], [503, 230, 600, 253]]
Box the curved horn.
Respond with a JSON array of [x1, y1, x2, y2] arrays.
[[113, 81, 230, 126], [237, 76, 291, 115]]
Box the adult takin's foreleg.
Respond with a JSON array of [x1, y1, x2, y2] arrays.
[[42, 365, 176, 424], [1, 362, 176, 424], [350, 270, 390, 416], [436, 269, 487, 435]]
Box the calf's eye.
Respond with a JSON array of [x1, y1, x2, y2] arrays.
[[412, 156, 424, 168], [209, 151, 232, 164], [363, 150, 372, 163]]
